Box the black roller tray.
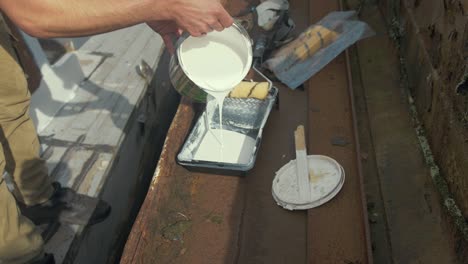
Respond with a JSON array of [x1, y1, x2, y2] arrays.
[[176, 86, 278, 176]]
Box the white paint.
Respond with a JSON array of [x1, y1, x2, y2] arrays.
[[206, 90, 230, 129], [178, 26, 252, 92], [193, 129, 256, 164], [295, 149, 312, 201], [179, 25, 253, 163], [205, 91, 230, 156], [272, 155, 345, 210]]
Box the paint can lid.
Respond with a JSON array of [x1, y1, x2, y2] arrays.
[[272, 155, 345, 210]]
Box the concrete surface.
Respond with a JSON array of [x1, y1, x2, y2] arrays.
[[348, 2, 461, 263]]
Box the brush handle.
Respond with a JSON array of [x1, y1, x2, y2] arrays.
[[295, 125, 306, 151], [295, 125, 311, 201]]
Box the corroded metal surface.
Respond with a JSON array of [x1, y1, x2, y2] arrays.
[[120, 98, 197, 264], [305, 51, 371, 264], [358, 8, 459, 264], [121, 1, 372, 263], [304, 1, 372, 263]]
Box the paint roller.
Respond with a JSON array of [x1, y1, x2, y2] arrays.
[[228, 81, 269, 100], [272, 25, 339, 62], [265, 11, 375, 89]]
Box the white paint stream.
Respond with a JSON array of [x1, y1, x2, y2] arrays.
[[179, 26, 252, 163]]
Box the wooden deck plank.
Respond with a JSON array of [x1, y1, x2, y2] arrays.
[[79, 25, 143, 53], [39, 26, 147, 141], [77, 152, 113, 196], [38, 24, 166, 263], [74, 30, 154, 140], [69, 53, 179, 264], [42, 146, 68, 176], [84, 26, 145, 84], [41, 26, 158, 145], [78, 33, 106, 52], [95, 27, 154, 87], [83, 30, 163, 145], [52, 148, 94, 187], [94, 26, 145, 53], [93, 37, 164, 142]]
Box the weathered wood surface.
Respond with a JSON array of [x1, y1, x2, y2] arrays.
[[122, 1, 372, 263], [38, 24, 168, 263]]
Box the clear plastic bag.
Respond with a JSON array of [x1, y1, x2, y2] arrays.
[[265, 11, 375, 89]]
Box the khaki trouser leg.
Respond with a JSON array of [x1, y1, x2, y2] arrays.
[[0, 20, 52, 263], [0, 146, 44, 264], [0, 30, 53, 206]]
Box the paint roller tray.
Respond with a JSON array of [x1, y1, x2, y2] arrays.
[[177, 86, 278, 176]]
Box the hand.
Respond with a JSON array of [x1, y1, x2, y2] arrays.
[[165, 0, 234, 37], [147, 20, 183, 54]]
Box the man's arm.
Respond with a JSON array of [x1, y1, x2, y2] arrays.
[[0, 0, 233, 38]]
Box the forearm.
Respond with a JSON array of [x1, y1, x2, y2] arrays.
[[0, 0, 170, 38]]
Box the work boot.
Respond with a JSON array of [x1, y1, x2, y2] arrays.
[[20, 182, 111, 226], [28, 253, 55, 264]]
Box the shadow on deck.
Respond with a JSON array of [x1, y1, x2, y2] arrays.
[[34, 25, 180, 263]]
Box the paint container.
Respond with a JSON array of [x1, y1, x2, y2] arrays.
[[169, 55, 207, 102], [176, 69, 276, 176], [169, 22, 253, 102], [272, 155, 345, 210]]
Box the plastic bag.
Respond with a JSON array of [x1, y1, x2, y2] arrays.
[[265, 11, 375, 89]]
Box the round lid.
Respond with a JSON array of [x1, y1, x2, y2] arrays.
[[272, 155, 345, 210]]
